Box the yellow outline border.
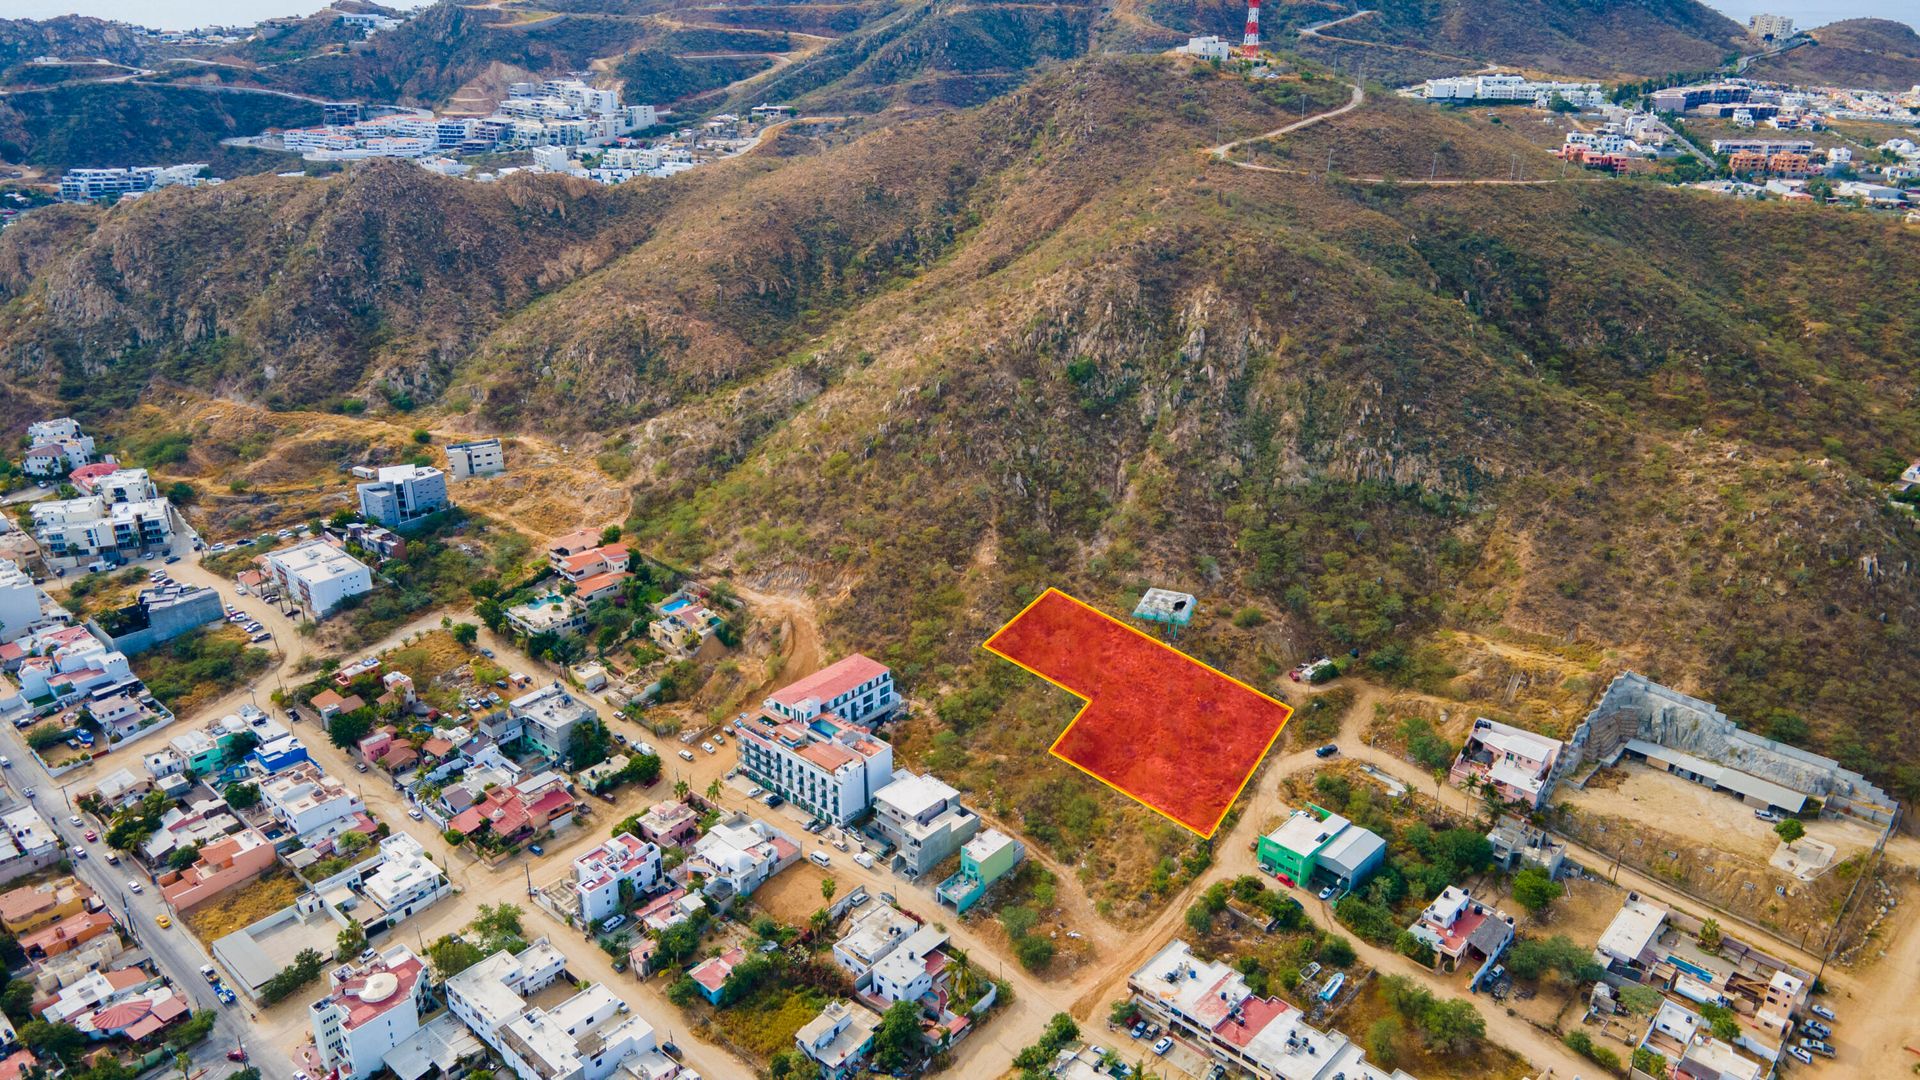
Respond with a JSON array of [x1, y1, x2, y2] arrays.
[[982, 587, 1293, 839]]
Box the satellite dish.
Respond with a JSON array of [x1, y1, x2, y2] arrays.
[[357, 973, 399, 1002]]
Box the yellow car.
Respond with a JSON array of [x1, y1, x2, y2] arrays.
[[155, 913, 172, 929]]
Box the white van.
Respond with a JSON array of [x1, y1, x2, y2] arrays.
[[854, 851, 875, 869], [808, 851, 832, 869]]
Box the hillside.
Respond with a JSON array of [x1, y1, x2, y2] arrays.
[[0, 16, 152, 69], [4, 55, 1919, 912], [1745, 18, 1920, 90], [1278, 0, 1744, 80], [0, 83, 315, 174]]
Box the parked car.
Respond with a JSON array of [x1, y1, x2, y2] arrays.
[[1129, 1021, 1147, 1039], [1801, 1039, 1835, 1058], [601, 915, 627, 933], [1802, 1020, 1832, 1039], [765, 794, 784, 808], [700, 741, 716, 754], [678, 749, 696, 762], [1144, 1024, 1161, 1039], [0, 756, 11, 768], [847, 892, 869, 908], [747, 786, 763, 799], [407, 807, 424, 821], [713, 732, 725, 745], [479, 648, 495, 658], [1754, 809, 1781, 822], [250, 633, 272, 644], [529, 843, 545, 856], [1315, 743, 1339, 758], [165, 554, 180, 564], [154, 912, 170, 928], [354, 763, 369, 773], [201, 966, 219, 983], [1151, 1036, 1173, 1056], [126, 879, 142, 894], [854, 852, 875, 869], [226, 1050, 248, 1063], [215, 984, 236, 1005], [104, 852, 119, 865], [1318, 886, 1336, 901], [1810, 1004, 1837, 1022], [1788, 1045, 1814, 1065], [808, 851, 832, 868], [880, 892, 897, 905], [21, 788, 32, 799]]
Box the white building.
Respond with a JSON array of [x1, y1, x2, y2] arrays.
[[260, 763, 366, 837], [762, 654, 896, 725], [510, 683, 598, 761], [32, 493, 173, 560], [360, 834, 452, 925], [1420, 72, 1604, 108], [445, 941, 568, 1047], [498, 983, 657, 1080], [355, 465, 449, 531], [23, 419, 95, 474], [683, 814, 798, 898], [794, 1000, 879, 1080], [572, 833, 661, 926], [57, 165, 210, 203], [1747, 13, 1793, 40], [445, 438, 506, 479], [0, 560, 41, 643], [1177, 36, 1232, 61], [868, 771, 979, 877], [1129, 939, 1414, 1079], [832, 903, 918, 982], [309, 945, 428, 1080], [266, 540, 373, 616]]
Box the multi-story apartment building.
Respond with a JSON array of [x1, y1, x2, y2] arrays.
[[510, 683, 597, 762], [310, 946, 428, 1080], [498, 984, 658, 1080], [682, 815, 798, 898], [868, 771, 979, 877], [733, 708, 893, 825], [444, 942, 568, 1048], [762, 654, 897, 725], [355, 465, 449, 531], [260, 763, 366, 837], [266, 540, 373, 617], [359, 835, 452, 929], [572, 833, 661, 926], [32, 493, 173, 560], [445, 438, 506, 479], [23, 419, 95, 474], [0, 560, 41, 643]]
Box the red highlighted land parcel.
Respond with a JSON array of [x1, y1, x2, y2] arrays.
[[983, 588, 1292, 837]]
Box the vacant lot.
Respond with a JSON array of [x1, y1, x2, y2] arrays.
[[1558, 763, 1881, 868], [183, 868, 304, 942]]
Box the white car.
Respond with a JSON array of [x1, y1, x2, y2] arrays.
[[1152, 1036, 1173, 1056], [68, 815, 82, 827], [808, 851, 832, 868], [127, 880, 143, 894], [700, 741, 716, 754], [678, 749, 695, 762], [0, 756, 10, 768], [854, 852, 875, 869], [747, 785, 763, 798], [407, 807, 424, 821]]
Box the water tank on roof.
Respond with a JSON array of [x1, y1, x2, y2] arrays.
[[357, 972, 400, 1002]]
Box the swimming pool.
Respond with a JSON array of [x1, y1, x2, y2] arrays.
[[662, 597, 690, 613]]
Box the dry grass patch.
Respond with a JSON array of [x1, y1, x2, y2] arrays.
[[184, 868, 305, 942]]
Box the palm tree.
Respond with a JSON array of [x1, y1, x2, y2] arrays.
[[706, 779, 722, 802], [674, 778, 690, 801]]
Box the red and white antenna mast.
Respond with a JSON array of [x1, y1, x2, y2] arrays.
[[1242, 0, 1261, 56]]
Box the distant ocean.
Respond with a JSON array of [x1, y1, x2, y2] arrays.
[[10, 0, 1916, 36], [12, 0, 433, 32]]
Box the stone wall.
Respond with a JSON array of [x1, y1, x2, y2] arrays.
[[1565, 672, 1895, 818]]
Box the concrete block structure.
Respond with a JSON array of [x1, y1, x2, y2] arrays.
[[1566, 672, 1896, 822], [355, 465, 449, 531], [266, 540, 373, 617], [445, 438, 505, 479], [936, 828, 1025, 914], [868, 771, 979, 877], [89, 585, 221, 655], [572, 833, 661, 925], [160, 828, 276, 912]]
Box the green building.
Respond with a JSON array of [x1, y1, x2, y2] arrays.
[[936, 828, 1025, 914], [1255, 804, 1387, 893]]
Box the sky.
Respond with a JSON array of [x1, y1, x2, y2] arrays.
[[1704, 0, 1919, 32], [10, 0, 1917, 38]]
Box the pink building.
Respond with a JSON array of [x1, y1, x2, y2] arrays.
[[1448, 718, 1564, 809], [159, 829, 276, 912]]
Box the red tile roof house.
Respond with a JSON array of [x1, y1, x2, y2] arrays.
[[20, 909, 113, 959], [158, 829, 277, 912], [66, 463, 121, 493], [311, 689, 348, 719], [0, 1049, 36, 1080], [447, 784, 575, 849], [80, 990, 189, 1042], [687, 946, 747, 1005]]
